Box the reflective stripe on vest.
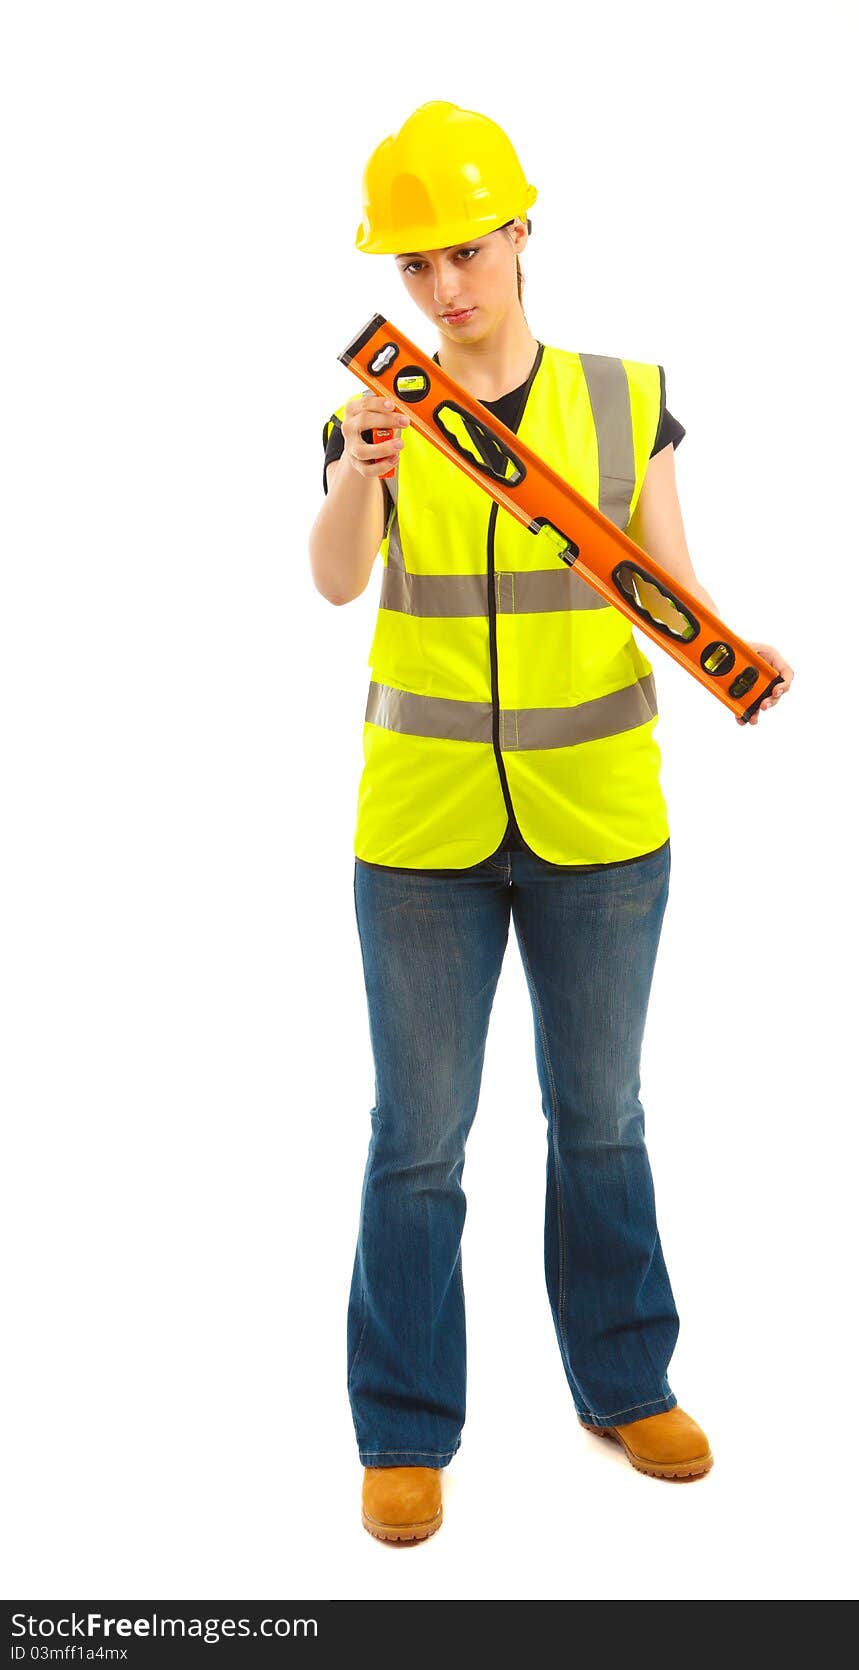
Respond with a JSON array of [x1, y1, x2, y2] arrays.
[[323, 340, 670, 868], [366, 672, 658, 748]]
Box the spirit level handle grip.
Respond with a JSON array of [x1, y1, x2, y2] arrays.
[[372, 427, 395, 479]]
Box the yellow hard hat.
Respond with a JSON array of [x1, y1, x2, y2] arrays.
[[355, 100, 538, 255]]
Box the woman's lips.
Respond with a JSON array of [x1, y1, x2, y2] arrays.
[[442, 307, 475, 324]]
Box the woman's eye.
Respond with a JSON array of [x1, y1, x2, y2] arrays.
[[402, 249, 478, 277]]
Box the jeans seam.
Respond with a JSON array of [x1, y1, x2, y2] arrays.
[[347, 1315, 369, 1391], [515, 927, 589, 1414], [361, 1448, 458, 1457], [582, 1392, 676, 1422], [348, 861, 370, 1392]]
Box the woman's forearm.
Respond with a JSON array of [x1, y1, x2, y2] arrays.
[[309, 461, 386, 606], [688, 580, 721, 617]]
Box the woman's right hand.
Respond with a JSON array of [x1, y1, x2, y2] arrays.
[[341, 393, 410, 478]]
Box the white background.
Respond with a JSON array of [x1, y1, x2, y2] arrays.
[[2, 0, 855, 1605]]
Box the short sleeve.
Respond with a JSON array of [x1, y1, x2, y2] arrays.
[[650, 365, 685, 457], [651, 407, 686, 457], [322, 414, 345, 495], [321, 410, 395, 518]]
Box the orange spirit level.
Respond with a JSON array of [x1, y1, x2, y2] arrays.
[[338, 312, 783, 723]]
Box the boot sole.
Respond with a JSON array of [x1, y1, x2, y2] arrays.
[[580, 1420, 713, 1480], [361, 1504, 443, 1543]]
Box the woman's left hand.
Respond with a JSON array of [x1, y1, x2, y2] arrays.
[[736, 642, 794, 725]]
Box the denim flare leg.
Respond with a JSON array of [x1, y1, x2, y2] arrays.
[[348, 839, 679, 1468]]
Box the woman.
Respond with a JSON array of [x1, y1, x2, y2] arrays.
[[310, 101, 792, 1544]]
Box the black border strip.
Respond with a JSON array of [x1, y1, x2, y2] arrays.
[[338, 313, 387, 367]]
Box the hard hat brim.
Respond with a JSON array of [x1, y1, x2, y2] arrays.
[[356, 186, 537, 256]]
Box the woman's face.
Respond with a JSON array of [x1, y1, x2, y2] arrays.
[[393, 219, 527, 340]]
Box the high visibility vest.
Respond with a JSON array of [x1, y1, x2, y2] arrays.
[[323, 341, 671, 869]]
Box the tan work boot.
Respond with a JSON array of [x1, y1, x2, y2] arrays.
[[580, 1406, 713, 1480], [361, 1465, 444, 1543]]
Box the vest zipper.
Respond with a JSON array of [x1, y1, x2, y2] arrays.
[[480, 341, 546, 840]]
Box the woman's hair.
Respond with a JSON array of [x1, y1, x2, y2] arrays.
[[514, 235, 528, 324], [505, 217, 527, 316]]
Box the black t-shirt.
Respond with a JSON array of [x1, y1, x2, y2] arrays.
[[322, 361, 685, 865]]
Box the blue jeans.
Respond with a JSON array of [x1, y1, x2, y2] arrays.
[[348, 840, 679, 1468]]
